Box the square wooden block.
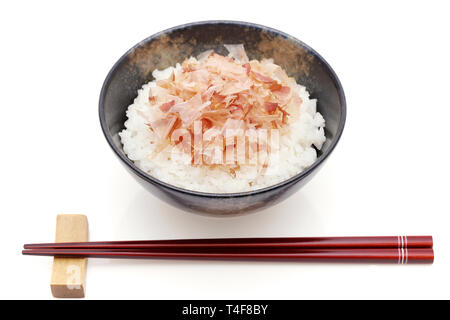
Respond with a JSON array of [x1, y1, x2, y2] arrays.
[[50, 214, 88, 298]]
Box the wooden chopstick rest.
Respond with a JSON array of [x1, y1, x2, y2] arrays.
[[50, 214, 88, 298]]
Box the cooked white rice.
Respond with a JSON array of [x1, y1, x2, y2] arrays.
[[119, 63, 326, 193]]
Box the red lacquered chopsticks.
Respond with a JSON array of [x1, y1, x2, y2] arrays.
[[22, 236, 434, 264], [23, 235, 433, 250]]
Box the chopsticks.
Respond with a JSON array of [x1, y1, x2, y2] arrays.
[[24, 236, 433, 249], [22, 236, 434, 264]]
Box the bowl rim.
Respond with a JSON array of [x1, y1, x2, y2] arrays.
[[99, 20, 346, 199]]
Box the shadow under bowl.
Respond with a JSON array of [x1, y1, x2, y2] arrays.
[[99, 21, 346, 216]]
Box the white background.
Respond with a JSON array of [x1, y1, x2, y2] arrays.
[[1, 0, 449, 299]]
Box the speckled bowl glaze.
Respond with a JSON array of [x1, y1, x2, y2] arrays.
[[99, 21, 346, 216]]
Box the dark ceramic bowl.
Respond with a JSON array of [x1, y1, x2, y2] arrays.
[[99, 21, 346, 216]]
